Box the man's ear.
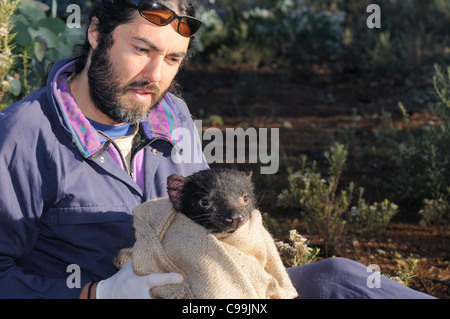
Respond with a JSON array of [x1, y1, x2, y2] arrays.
[[88, 17, 100, 50]]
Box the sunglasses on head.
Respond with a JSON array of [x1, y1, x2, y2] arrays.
[[126, 0, 202, 37]]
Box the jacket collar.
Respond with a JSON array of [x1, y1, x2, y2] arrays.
[[50, 59, 182, 159]]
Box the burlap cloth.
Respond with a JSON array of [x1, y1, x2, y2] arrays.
[[114, 197, 298, 299]]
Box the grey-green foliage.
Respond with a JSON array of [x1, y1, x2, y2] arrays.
[[196, 0, 345, 68], [0, 0, 20, 106], [275, 230, 321, 267], [196, 0, 450, 72], [2, 0, 83, 106], [334, 64, 450, 232], [278, 144, 353, 249], [431, 64, 450, 123], [278, 143, 398, 249], [349, 188, 399, 234], [373, 65, 450, 207], [419, 194, 450, 231]]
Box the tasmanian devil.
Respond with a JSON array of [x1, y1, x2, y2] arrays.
[[167, 169, 256, 233]]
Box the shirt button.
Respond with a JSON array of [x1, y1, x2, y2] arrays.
[[100, 157, 105, 163], [152, 149, 158, 155]]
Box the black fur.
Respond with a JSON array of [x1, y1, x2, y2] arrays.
[[167, 169, 256, 233]]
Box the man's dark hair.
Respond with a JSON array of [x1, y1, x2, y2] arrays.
[[74, 0, 199, 75]]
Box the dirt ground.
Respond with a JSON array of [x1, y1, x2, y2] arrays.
[[177, 61, 449, 299]]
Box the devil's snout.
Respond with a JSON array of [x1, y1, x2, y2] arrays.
[[226, 210, 246, 227]]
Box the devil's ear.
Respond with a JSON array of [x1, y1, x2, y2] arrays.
[[167, 174, 185, 211]]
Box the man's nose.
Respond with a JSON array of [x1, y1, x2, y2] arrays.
[[142, 57, 163, 83]]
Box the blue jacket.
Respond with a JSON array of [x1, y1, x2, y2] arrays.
[[0, 58, 208, 298]]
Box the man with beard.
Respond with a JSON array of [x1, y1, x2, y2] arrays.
[[0, 0, 207, 299]]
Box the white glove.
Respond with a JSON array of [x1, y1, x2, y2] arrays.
[[96, 260, 184, 299]]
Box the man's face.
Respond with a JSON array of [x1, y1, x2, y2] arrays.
[[88, 12, 190, 125]]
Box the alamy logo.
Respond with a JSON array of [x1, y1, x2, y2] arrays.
[[66, 264, 81, 289], [366, 264, 381, 289], [171, 120, 280, 175], [367, 4, 381, 29]]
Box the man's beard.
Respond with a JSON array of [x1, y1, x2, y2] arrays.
[[87, 43, 165, 125]]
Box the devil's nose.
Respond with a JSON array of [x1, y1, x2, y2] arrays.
[[226, 211, 245, 225]]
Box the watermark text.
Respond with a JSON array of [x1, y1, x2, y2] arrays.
[[171, 120, 280, 175], [366, 264, 381, 289], [367, 4, 381, 29]]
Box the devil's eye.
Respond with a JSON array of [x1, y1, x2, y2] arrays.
[[243, 195, 249, 203], [200, 198, 210, 207]]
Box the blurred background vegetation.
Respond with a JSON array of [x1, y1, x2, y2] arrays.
[[2, 0, 450, 106]]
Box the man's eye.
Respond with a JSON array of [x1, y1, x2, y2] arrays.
[[136, 47, 149, 53], [168, 57, 182, 65]]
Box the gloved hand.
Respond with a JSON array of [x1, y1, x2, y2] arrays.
[[96, 260, 184, 299]]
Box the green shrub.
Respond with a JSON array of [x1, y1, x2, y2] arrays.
[[196, 0, 450, 72], [389, 258, 420, 287], [197, 0, 345, 68], [419, 194, 450, 231], [278, 145, 353, 250], [0, 0, 20, 108], [349, 188, 399, 234], [1, 0, 83, 107], [334, 63, 450, 236], [335, 0, 450, 72], [276, 230, 321, 267], [367, 65, 450, 218], [278, 143, 398, 250]]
